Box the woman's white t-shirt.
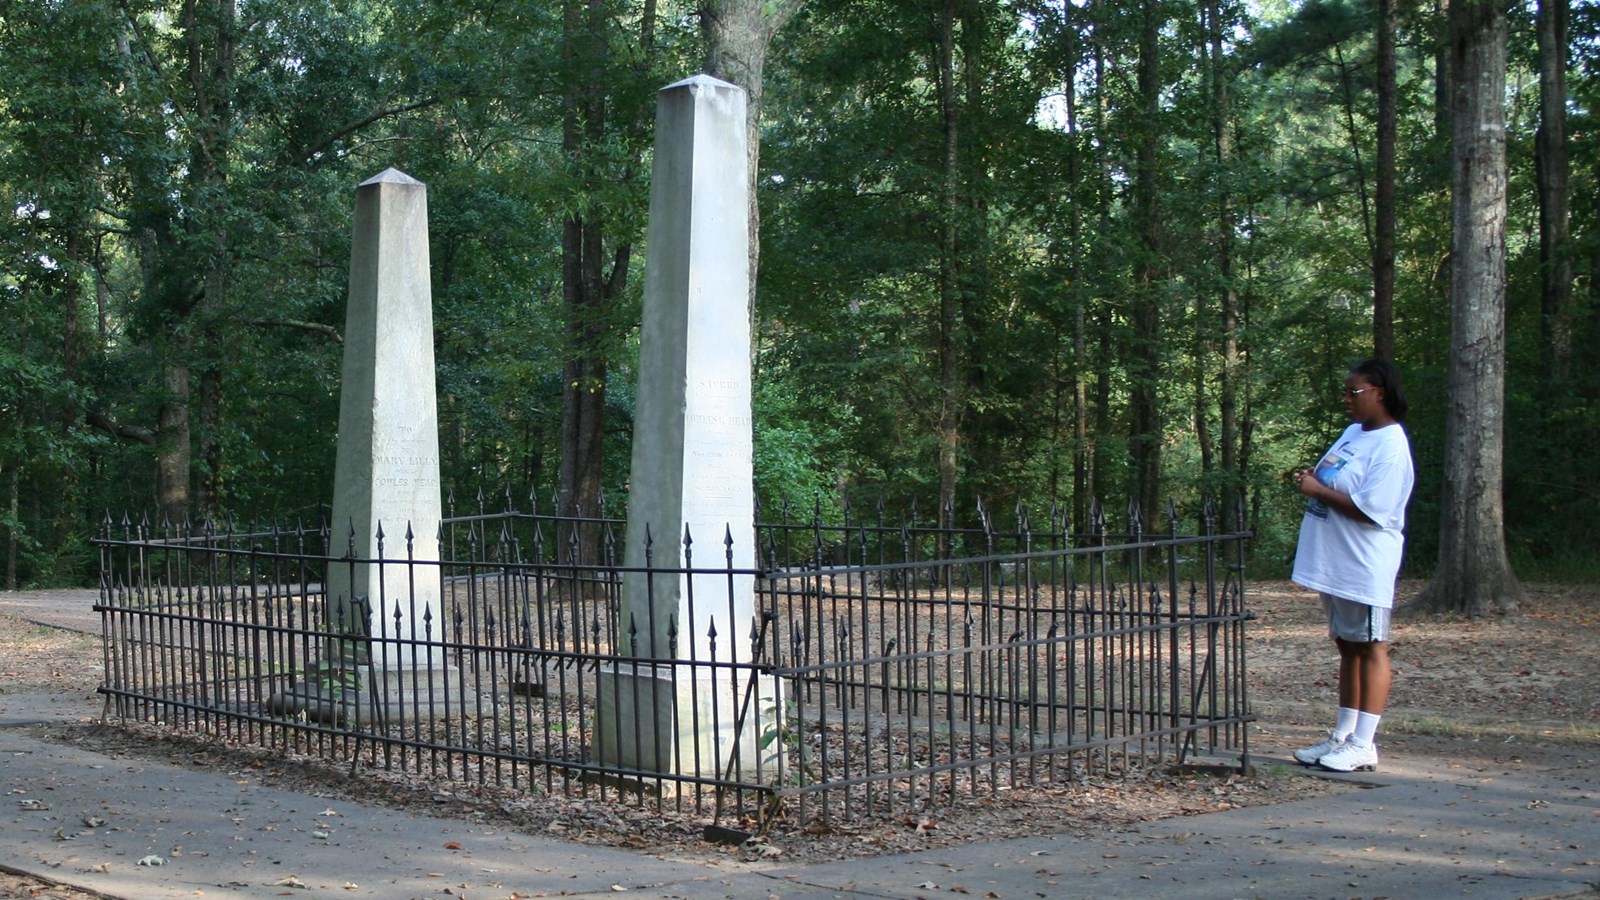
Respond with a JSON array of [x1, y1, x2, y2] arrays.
[[1291, 422, 1415, 609]]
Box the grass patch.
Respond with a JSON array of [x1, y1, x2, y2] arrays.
[[1383, 712, 1600, 745]]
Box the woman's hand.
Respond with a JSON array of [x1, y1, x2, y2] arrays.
[[1293, 468, 1318, 498], [1294, 466, 1375, 524]]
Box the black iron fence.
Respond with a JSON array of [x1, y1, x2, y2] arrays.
[[92, 498, 1253, 827]]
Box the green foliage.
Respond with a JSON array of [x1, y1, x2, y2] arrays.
[[752, 350, 856, 523], [0, 0, 1594, 586]]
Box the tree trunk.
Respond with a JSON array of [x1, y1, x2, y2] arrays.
[[1536, 0, 1571, 386], [1407, 0, 1523, 617], [156, 360, 192, 524], [55, 230, 86, 548], [1089, 23, 1112, 525], [196, 363, 223, 521], [959, 0, 993, 483], [1374, 0, 1397, 360], [700, 0, 802, 325], [1066, 17, 1089, 535], [1072, 293, 1089, 534], [935, 0, 962, 527], [557, 0, 618, 561], [1240, 199, 1259, 531], [143, 0, 236, 527], [1192, 311, 1213, 481], [95, 234, 110, 344], [1128, 0, 1164, 525], [1207, 0, 1241, 529], [5, 461, 16, 589], [1333, 43, 1374, 259], [1434, 0, 1452, 144]]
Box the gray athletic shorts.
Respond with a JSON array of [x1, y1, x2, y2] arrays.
[[1322, 593, 1391, 643]]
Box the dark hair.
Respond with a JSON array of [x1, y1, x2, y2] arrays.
[[1350, 358, 1408, 423]]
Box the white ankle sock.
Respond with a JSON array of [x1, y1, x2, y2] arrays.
[[1351, 711, 1381, 746], [1335, 707, 1359, 739]]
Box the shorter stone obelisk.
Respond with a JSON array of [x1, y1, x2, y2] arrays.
[[595, 75, 780, 781], [271, 168, 449, 724], [326, 167, 445, 671]]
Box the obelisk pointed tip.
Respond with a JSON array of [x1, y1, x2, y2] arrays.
[[360, 167, 424, 188], [662, 73, 741, 94]]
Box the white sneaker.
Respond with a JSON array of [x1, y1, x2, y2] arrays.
[[1292, 731, 1345, 766], [1318, 739, 1378, 772]]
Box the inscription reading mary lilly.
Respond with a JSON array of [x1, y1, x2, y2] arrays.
[[369, 435, 440, 490]]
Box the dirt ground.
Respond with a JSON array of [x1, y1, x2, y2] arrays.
[[2, 579, 1597, 898]]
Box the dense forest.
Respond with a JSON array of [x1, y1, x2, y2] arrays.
[[0, 0, 1594, 594]]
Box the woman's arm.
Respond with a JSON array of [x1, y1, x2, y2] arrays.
[[1294, 468, 1376, 525]]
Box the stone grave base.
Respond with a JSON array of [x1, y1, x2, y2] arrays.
[[593, 661, 783, 782], [266, 656, 459, 727]]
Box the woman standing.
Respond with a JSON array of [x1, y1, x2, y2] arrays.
[[1290, 359, 1415, 772]]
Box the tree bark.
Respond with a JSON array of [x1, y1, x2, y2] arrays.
[[959, 0, 993, 481], [1332, 43, 1374, 259], [196, 363, 223, 520], [5, 467, 17, 591], [156, 361, 192, 524], [1535, 0, 1571, 386], [138, 0, 236, 527], [1207, 0, 1241, 529], [1433, 0, 1452, 145], [934, 0, 962, 528], [1128, 0, 1164, 525], [1374, 0, 1397, 361], [1089, 20, 1112, 525], [1407, 0, 1523, 617], [700, 0, 803, 324], [1065, 14, 1089, 535], [557, 0, 622, 559]]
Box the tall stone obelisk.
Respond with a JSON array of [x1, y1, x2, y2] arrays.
[[327, 168, 445, 674], [596, 75, 778, 779]]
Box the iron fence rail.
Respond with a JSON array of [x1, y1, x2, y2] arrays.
[[92, 502, 1252, 827]]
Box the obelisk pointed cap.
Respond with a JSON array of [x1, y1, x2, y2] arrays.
[[360, 167, 424, 187], [662, 73, 741, 94]]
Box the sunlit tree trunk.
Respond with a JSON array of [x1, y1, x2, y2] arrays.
[[1408, 0, 1523, 617], [700, 0, 803, 322]]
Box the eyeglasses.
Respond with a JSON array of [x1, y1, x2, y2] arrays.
[[1342, 386, 1376, 398]]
